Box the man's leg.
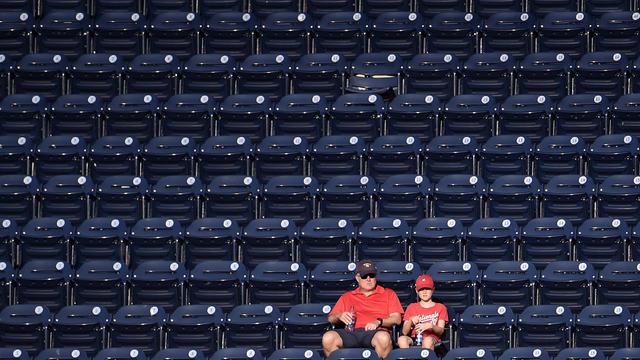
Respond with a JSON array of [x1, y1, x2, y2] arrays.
[[371, 331, 393, 358], [397, 335, 413, 349], [322, 330, 344, 357]]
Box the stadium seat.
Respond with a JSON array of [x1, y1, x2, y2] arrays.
[[0, 348, 30, 360], [49, 94, 102, 143], [241, 218, 296, 269], [104, 94, 160, 144], [203, 12, 257, 60], [0, 260, 14, 307], [432, 175, 487, 227], [443, 348, 493, 360], [248, 261, 307, 312], [125, 54, 179, 102], [611, 94, 640, 137], [534, 136, 586, 183], [128, 217, 181, 267], [210, 348, 264, 360], [205, 175, 259, 226], [269, 349, 323, 360], [0, 12, 33, 60], [480, 135, 533, 183], [520, 217, 574, 267], [346, 53, 403, 100], [291, 53, 347, 102], [40, 174, 93, 225], [594, 12, 640, 59], [466, 218, 519, 269], [16, 259, 72, 312], [404, 53, 459, 101], [386, 94, 440, 142], [0, 137, 32, 177], [427, 12, 479, 61], [93, 348, 147, 360], [73, 260, 129, 312], [35, 348, 89, 360], [254, 136, 308, 183], [474, 0, 523, 18], [69, 54, 124, 103], [237, 54, 291, 102], [110, 305, 166, 356], [497, 95, 553, 143], [197, 137, 252, 183], [0, 305, 51, 355], [516, 305, 573, 356], [368, 136, 422, 184], [225, 304, 281, 355], [188, 260, 247, 312], [355, 217, 409, 262], [309, 136, 364, 183], [376, 261, 421, 307], [183, 218, 240, 267], [36, 11, 89, 61], [273, 94, 327, 143], [181, 55, 236, 102], [88, 136, 140, 183], [166, 305, 225, 356], [385, 348, 439, 360], [585, 0, 630, 16], [423, 135, 478, 184], [575, 52, 628, 100], [377, 174, 431, 225], [298, 218, 354, 268], [416, 0, 465, 18], [327, 349, 381, 360], [517, 52, 572, 101], [151, 349, 205, 360], [50, 305, 109, 355], [259, 12, 312, 61], [19, 217, 72, 265], [93, 12, 146, 61], [130, 260, 187, 312], [481, 261, 537, 313], [217, 95, 272, 143], [262, 175, 318, 226], [487, 175, 541, 226], [587, 134, 638, 183], [40, 0, 86, 14], [411, 217, 464, 268], [427, 261, 480, 314], [148, 12, 200, 61], [308, 261, 357, 303], [0, 175, 39, 225], [313, 12, 367, 61], [441, 95, 497, 143], [149, 175, 203, 224], [554, 348, 605, 360], [597, 261, 640, 313], [161, 94, 215, 143], [199, 0, 242, 16], [95, 175, 147, 226], [145, 0, 191, 19], [538, 12, 591, 59], [457, 305, 515, 354], [13, 54, 68, 103], [482, 12, 534, 60], [329, 93, 385, 142], [610, 349, 640, 360], [498, 348, 551, 360], [538, 261, 597, 313], [0, 96, 47, 142], [460, 53, 516, 102], [575, 217, 628, 269], [34, 135, 86, 183], [575, 305, 632, 354], [370, 12, 424, 59], [597, 175, 640, 225], [306, 0, 354, 18]]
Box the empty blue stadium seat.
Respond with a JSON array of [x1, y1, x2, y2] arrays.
[[611, 94, 640, 136], [73, 260, 129, 312], [125, 54, 179, 102], [19, 217, 72, 264], [480, 135, 533, 183], [254, 136, 308, 183], [329, 93, 385, 142], [14, 54, 67, 103], [370, 12, 424, 59], [327, 349, 381, 360], [498, 348, 551, 360], [197, 136, 251, 183], [427, 12, 480, 61], [0, 261, 14, 307], [498, 95, 553, 143], [576, 217, 628, 269], [575, 52, 628, 100], [0, 12, 32, 60], [35, 348, 88, 360], [95, 175, 147, 226], [386, 348, 439, 360], [16, 259, 72, 312], [259, 12, 311, 61], [597, 175, 640, 225], [0, 175, 39, 225], [188, 260, 247, 312], [310, 136, 364, 183], [427, 261, 480, 314], [306, 0, 354, 18], [40, 0, 86, 14], [94, 348, 147, 360], [521, 217, 574, 267], [377, 174, 430, 225], [205, 175, 259, 226], [575, 305, 632, 354], [128, 218, 182, 268], [262, 175, 318, 226], [225, 304, 281, 355], [211, 348, 264, 360], [433, 175, 487, 226], [291, 53, 347, 102], [203, 12, 257, 60], [145, 0, 191, 19], [51, 305, 109, 355], [182, 55, 235, 102], [587, 134, 638, 183], [458, 305, 515, 354], [105, 94, 160, 144], [442, 95, 497, 143], [161, 94, 215, 143], [610, 349, 640, 360], [0, 305, 51, 355], [241, 218, 296, 269], [40, 174, 93, 225], [585, 0, 630, 16], [466, 218, 518, 269], [308, 261, 356, 303], [36, 11, 88, 62], [482, 13, 534, 60], [423, 135, 478, 183], [217, 95, 272, 142], [368, 135, 422, 184], [346, 53, 402, 99], [594, 12, 640, 59], [35, 135, 86, 183], [151, 349, 205, 360], [597, 261, 640, 312], [237, 54, 291, 101], [376, 261, 421, 307], [199, 0, 242, 16], [516, 305, 573, 356], [166, 305, 225, 356], [148, 12, 200, 61], [460, 53, 516, 102], [355, 217, 409, 262], [149, 175, 203, 224], [404, 53, 459, 101], [0, 137, 31, 178], [184, 218, 240, 267], [416, 0, 465, 18], [0, 348, 30, 360], [517, 52, 572, 101], [481, 261, 537, 313], [110, 305, 166, 355], [93, 12, 145, 61], [49, 94, 102, 143], [69, 54, 124, 103], [554, 348, 605, 360], [131, 260, 187, 312], [411, 218, 464, 268], [0, 96, 47, 142], [488, 175, 541, 226], [314, 12, 367, 61], [299, 218, 354, 268], [534, 136, 586, 183], [386, 94, 440, 142], [443, 348, 493, 360], [539, 261, 596, 313], [249, 261, 307, 312], [88, 136, 140, 183], [545, 178, 598, 227], [273, 94, 327, 142], [538, 12, 591, 59], [250, 0, 297, 18], [270, 348, 323, 360]]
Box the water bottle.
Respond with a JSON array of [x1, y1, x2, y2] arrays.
[[346, 305, 356, 331], [415, 330, 423, 346]]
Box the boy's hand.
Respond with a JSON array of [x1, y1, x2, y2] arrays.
[[339, 311, 354, 325], [415, 322, 434, 333], [411, 316, 420, 325]]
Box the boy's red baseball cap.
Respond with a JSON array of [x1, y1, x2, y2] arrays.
[[416, 274, 434, 290]]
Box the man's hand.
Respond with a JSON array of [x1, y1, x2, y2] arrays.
[[415, 321, 434, 333], [365, 321, 379, 331], [338, 311, 354, 326]]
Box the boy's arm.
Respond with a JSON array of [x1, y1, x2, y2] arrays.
[[431, 319, 446, 336], [401, 318, 413, 336]]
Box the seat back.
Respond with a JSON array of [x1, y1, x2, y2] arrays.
[[16, 260, 73, 312], [34, 135, 86, 183], [203, 12, 257, 60], [521, 217, 574, 267], [481, 261, 537, 313], [0, 96, 47, 142], [148, 12, 200, 61], [51, 305, 109, 356], [482, 12, 534, 60], [225, 304, 281, 355], [466, 218, 519, 269], [587, 134, 638, 183], [498, 95, 553, 143], [377, 175, 431, 225], [69, 54, 124, 102], [74, 217, 126, 265], [188, 260, 247, 312], [254, 136, 308, 183], [433, 175, 487, 226], [36, 12, 89, 61], [19, 217, 72, 264], [291, 53, 347, 101], [488, 175, 541, 225], [236, 54, 291, 101], [308, 261, 357, 303], [329, 93, 385, 142], [310, 136, 364, 183], [241, 218, 297, 269], [539, 261, 596, 313], [320, 175, 375, 226], [327, 349, 381, 360], [0, 305, 51, 356], [161, 94, 216, 143], [218, 94, 272, 143], [249, 261, 307, 312], [575, 305, 632, 354], [576, 217, 628, 269], [198, 136, 252, 183], [110, 305, 166, 355], [74, 260, 130, 312], [131, 260, 187, 312], [597, 261, 640, 313], [281, 304, 331, 350], [458, 305, 515, 354], [404, 53, 459, 101], [517, 52, 572, 101], [516, 305, 573, 356], [0, 12, 33, 60], [538, 12, 592, 59], [424, 135, 478, 183], [14, 54, 68, 103], [126, 54, 179, 102], [40, 175, 94, 225], [597, 175, 640, 225], [93, 12, 146, 61], [534, 136, 586, 183], [259, 12, 311, 61], [314, 12, 367, 61], [427, 12, 479, 61], [370, 12, 424, 59], [182, 55, 235, 102], [368, 135, 422, 184], [184, 218, 240, 267], [0, 175, 39, 225], [427, 261, 480, 314], [149, 175, 203, 224], [273, 94, 327, 143], [210, 348, 264, 360], [299, 218, 354, 268], [480, 135, 533, 183], [92, 348, 148, 360], [205, 175, 259, 226], [576, 52, 628, 100], [89, 136, 140, 183], [105, 94, 160, 143], [166, 305, 225, 356], [96, 175, 148, 226], [442, 94, 497, 143], [411, 217, 464, 268], [346, 53, 402, 98], [386, 94, 440, 142], [460, 53, 516, 102], [595, 12, 640, 59], [356, 217, 409, 261], [128, 218, 182, 268], [262, 175, 318, 226]]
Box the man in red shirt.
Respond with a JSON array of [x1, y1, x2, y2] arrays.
[[322, 260, 403, 358]]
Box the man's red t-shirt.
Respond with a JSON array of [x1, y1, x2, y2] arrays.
[[403, 302, 448, 340], [329, 285, 404, 330]]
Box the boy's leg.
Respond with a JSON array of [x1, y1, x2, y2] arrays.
[[422, 335, 438, 350], [397, 335, 413, 349]]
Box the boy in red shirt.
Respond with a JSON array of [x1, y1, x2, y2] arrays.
[[398, 274, 448, 349]]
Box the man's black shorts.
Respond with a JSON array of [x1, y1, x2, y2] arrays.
[[334, 328, 387, 348]]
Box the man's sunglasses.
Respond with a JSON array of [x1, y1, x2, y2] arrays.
[[360, 273, 377, 279]]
